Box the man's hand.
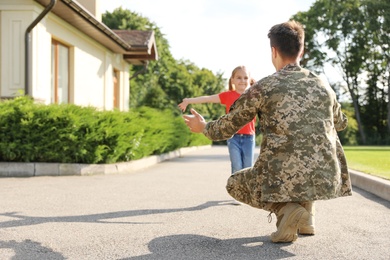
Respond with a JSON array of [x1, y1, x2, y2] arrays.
[[183, 108, 207, 133]]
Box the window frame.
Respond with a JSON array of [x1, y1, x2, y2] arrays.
[[51, 39, 70, 104]]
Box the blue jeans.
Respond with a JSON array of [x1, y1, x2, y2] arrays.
[[227, 134, 255, 174]]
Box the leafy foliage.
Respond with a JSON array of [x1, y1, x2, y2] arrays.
[[0, 97, 211, 163], [292, 0, 389, 145], [338, 103, 359, 145], [102, 8, 226, 120]]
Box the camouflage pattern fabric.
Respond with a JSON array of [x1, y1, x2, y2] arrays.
[[203, 64, 352, 204], [225, 166, 267, 209]]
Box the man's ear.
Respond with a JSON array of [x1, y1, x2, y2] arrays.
[[271, 47, 277, 59], [299, 49, 304, 59]]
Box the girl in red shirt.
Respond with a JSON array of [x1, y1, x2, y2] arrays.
[[178, 66, 256, 175]]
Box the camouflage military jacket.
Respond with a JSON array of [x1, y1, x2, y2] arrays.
[[203, 64, 352, 202]]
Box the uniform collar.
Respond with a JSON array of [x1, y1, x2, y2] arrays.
[[282, 63, 301, 70]]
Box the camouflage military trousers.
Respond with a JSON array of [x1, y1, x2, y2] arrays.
[[226, 167, 268, 209], [227, 168, 313, 215]]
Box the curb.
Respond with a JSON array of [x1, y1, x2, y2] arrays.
[[349, 169, 390, 201], [0, 145, 212, 177]]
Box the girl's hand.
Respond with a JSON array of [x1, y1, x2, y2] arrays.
[[178, 98, 189, 112]]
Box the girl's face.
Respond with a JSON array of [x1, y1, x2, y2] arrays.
[[231, 69, 250, 93]]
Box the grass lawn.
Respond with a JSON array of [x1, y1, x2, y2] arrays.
[[343, 146, 390, 180]]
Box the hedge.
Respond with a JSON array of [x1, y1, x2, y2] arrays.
[[0, 96, 211, 164]]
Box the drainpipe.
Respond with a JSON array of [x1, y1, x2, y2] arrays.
[[24, 0, 57, 96]]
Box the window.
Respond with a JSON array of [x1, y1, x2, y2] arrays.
[[113, 69, 120, 109], [51, 40, 69, 104]]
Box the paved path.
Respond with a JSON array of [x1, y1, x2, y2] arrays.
[[0, 146, 389, 259]]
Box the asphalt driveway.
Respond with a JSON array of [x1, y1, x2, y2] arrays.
[[0, 146, 389, 259]]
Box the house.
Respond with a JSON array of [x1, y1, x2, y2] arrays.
[[0, 0, 158, 111]]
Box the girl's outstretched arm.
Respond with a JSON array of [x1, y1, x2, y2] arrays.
[[178, 94, 220, 112]]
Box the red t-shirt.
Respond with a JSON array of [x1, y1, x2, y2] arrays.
[[218, 90, 256, 135]]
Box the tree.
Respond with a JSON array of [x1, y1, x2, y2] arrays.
[[293, 0, 389, 144], [363, 0, 390, 137], [102, 8, 226, 120]]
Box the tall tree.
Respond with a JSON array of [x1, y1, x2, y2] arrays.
[[363, 0, 390, 136], [103, 7, 176, 109], [102, 8, 226, 120], [293, 0, 371, 144]]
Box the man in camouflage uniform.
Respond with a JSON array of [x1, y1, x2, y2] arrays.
[[183, 20, 352, 243]]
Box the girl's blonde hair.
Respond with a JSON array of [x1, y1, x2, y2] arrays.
[[228, 66, 256, 91]]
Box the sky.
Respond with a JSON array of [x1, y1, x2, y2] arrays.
[[100, 0, 317, 81]]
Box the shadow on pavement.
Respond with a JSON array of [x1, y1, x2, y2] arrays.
[[352, 186, 390, 209], [0, 239, 65, 259], [0, 201, 232, 228], [122, 234, 295, 260]]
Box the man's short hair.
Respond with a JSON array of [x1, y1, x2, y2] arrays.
[[268, 20, 305, 59]]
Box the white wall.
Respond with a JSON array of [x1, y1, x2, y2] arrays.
[[0, 0, 39, 97], [0, 11, 31, 96], [0, 0, 130, 111], [77, 0, 101, 22], [32, 15, 52, 102], [43, 9, 130, 110]]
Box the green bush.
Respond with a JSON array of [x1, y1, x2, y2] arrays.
[[338, 107, 359, 145], [0, 96, 211, 164]]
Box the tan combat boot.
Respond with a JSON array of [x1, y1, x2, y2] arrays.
[[299, 201, 315, 235], [268, 202, 310, 243]]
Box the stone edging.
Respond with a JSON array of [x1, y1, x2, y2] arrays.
[[0, 145, 212, 177], [349, 169, 390, 202]]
